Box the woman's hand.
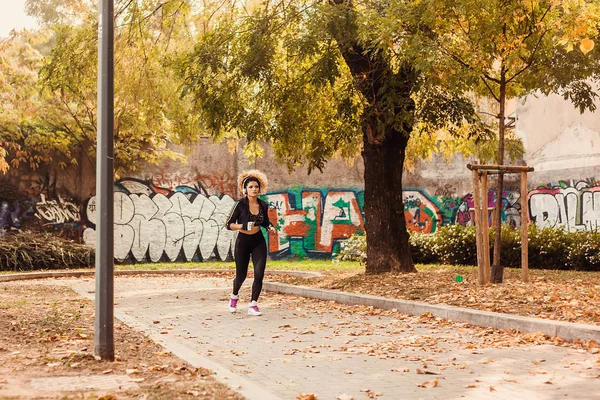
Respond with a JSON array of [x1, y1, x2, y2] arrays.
[[240, 224, 260, 234]]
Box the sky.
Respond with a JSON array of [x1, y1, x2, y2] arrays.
[[0, 0, 39, 37]]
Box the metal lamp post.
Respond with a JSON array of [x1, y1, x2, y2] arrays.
[[95, 0, 115, 361]]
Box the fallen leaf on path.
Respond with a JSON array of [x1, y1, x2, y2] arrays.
[[416, 368, 439, 375], [297, 394, 317, 400], [417, 378, 438, 388]]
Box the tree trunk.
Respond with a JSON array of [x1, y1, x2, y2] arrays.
[[329, 0, 416, 274], [491, 70, 506, 284], [362, 124, 416, 274]]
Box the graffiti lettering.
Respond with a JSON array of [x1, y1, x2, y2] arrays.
[[264, 190, 365, 257], [528, 181, 600, 231], [35, 199, 80, 224], [84, 190, 237, 263]]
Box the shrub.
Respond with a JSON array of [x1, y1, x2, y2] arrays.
[[0, 231, 94, 271], [336, 224, 600, 271], [334, 234, 366, 264], [564, 230, 600, 271]]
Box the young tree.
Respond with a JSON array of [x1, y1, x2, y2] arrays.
[[416, 0, 600, 282], [178, 0, 485, 273]]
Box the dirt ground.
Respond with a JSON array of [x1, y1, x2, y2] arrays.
[[0, 284, 244, 400], [1, 267, 599, 399], [268, 267, 600, 327]]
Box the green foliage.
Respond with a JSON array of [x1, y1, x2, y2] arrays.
[[2, 1, 203, 177], [178, 0, 366, 173], [334, 233, 367, 264], [404, 0, 600, 169], [0, 232, 94, 271], [337, 225, 600, 271]]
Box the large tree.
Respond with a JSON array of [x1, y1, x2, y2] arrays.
[[178, 0, 485, 273], [413, 0, 600, 282]]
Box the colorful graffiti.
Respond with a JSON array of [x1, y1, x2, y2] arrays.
[[403, 187, 521, 232], [528, 179, 600, 232], [404, 190, 443, 233], [264, 190, 366, 258], [449, 189, 521, 228]]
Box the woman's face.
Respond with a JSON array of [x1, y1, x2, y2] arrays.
[[245, 181, 260, 197]]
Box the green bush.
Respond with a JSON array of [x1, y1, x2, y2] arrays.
[[334, 233, 366, 264], [336, 224, 600, 271], [0, 231, 94, 271]]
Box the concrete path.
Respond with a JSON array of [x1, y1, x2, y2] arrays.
[[51, 274, 600, 400]]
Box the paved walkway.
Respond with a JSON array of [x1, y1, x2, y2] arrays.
[[52, 274, 600, 400]]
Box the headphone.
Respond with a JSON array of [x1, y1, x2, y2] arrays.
[[242, 177, 254, 195]]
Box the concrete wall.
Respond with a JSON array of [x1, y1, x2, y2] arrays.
[[2, 94, 600, 262], [516, 91, 600, 232]]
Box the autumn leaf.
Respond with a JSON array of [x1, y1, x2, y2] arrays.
[[580, 38, 595, 55], [418, 378, 439, 388], [297, 394, 318, 400]]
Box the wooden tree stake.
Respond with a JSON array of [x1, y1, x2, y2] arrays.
[[521, 171, 529, 282], [481, 171, 491, 284]]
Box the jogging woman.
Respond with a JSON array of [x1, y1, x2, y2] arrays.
[[225, 170, 276, 316]]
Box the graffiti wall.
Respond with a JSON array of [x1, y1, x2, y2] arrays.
[[78, 185, 525, 261], [528, 179, 600, 232], [264, 189, 365, 259], [4, 174, 600, 261], [0, 175, 83, 239], [403, 187, 521, 233], [83, 179, 238, 262]]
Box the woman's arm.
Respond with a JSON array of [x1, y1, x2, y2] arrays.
[[260, 200, 276, 233], [225, 201, 258, 231], [225, 201, 241, 230]]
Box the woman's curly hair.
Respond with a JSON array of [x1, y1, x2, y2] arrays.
[[237, 169, 268, 195]]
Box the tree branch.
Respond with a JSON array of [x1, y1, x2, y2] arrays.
[[481, 76, 500, 102]]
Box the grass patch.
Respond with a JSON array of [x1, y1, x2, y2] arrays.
[[116, 259, 364, 273], [0, 259, 364, 275]]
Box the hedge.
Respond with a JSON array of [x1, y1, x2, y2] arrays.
[[335, 224, 600, 271]]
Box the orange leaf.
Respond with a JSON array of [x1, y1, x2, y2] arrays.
[[580, 38, 595, 55]]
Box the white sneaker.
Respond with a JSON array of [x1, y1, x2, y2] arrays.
[[248, 300, 262, 316], [229, 294, 239, 313]]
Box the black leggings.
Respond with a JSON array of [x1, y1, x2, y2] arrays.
[[232, 232, 267, 301]]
